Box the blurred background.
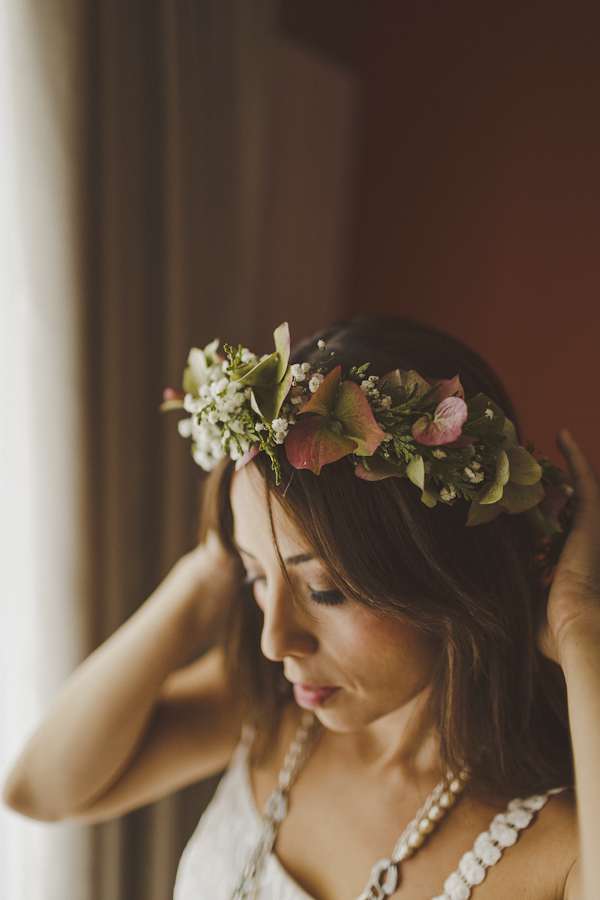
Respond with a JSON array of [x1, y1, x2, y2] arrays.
[[1, 1, 599, 898]]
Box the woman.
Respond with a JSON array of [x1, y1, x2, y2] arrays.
[[4, 317, 600, 900]]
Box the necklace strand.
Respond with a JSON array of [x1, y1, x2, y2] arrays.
[[230, 711, 320, 900], [231, 713, 469, 900]]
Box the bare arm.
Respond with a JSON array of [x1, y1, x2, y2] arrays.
[[537, 432, 600, 900], [2, 534, 243, 823]]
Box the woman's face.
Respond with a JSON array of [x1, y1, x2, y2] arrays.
[[230, 465, 439, 735]]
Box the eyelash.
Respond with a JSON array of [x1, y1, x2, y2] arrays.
[[242, 575, 346, 607]]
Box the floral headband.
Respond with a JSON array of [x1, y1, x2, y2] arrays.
[[163, 323, 573, 558]]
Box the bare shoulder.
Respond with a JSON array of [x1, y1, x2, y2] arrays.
[[71, 647, 242, 823], [499, 787, 578, 900]]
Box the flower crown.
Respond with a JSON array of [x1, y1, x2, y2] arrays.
[[163, 322, 573, 558]]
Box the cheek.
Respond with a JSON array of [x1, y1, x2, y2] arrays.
[[331, 609, 436, 680]]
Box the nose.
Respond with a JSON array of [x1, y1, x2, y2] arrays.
[[259, 579, 317, 662]]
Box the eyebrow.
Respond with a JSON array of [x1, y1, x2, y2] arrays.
[[233, 541, 312, 567]]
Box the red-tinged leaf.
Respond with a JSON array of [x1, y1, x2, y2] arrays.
[[428, 375, 465, 403], [285, 416, 357, 473], [498, 479, 545, 514], [412, 397, 468, 446], [467, 500, 503, 526], [298, 366, 342, 417], [355, 456, 406, 481], [505, 446, 542, 486], [333, 381, 386, 455]]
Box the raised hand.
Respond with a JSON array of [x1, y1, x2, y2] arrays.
[[538, 431, 600, 666]]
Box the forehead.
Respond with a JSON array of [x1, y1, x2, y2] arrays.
[[230, 464, 309, 559]]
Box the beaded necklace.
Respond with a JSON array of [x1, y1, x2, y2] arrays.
[[230, 711, 469, 900]]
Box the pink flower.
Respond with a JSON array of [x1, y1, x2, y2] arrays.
[[412, 397, 469, 446]]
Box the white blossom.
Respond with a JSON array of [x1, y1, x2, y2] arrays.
[[271, 418, 289, 443], [309, 373, 325, 393], [440, 487, 456, 502], [464, 466, 484, 484], [178, 417, 193, 438], [317, 339, 326, 350], [291, 362, 311, 382], [433, 448, 447, 459], [485, 408, 494, 419]]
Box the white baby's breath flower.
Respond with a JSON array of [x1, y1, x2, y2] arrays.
[[177, 417, 193, 438], [309, 373, 325, 393], [317, 339, 326, 351], [439, 487, 457, 501], [485, 407, 494, 419], [464, 467, 484, 484], [377, 395, 392, 410], [433, 449, 447, 459], [291, 362, 311, 382]]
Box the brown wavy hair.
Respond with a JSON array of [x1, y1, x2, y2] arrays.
[[202, 316, 572, 800]]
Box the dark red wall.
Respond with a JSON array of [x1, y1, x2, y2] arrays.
[[351, 4, 600, 470]]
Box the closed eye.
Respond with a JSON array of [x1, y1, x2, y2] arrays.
[[309, 589, 346, 607]]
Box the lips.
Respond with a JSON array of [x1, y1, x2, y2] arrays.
[[292, 683, 340, 710]]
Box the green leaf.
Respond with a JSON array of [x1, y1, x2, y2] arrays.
[[355, 456, 406, 481], [467, 500, 503, 526], [477, 451, 510, 504], [498, 479, 545, 514], [406, 456, 425, 490], [252, 367, 293, 422], [466, 394, 505, 430], [383, 369, 431, 397], [500, 417, 519, 449], [505, 446, 543, 486], [299, 366, 341, 416], [182, 340, 221, 393], [273, 322, 290, 382]]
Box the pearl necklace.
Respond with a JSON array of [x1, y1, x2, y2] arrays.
[[230, 711, 469, 900], [356, 768, 469, 900], [231, 711, 320, 900]]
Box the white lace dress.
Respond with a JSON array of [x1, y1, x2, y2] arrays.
[[173, 728, 561, 900]]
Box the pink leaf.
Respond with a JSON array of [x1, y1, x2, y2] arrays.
[[412, 397, 468, 446], [235, 445, 260, 471], [427, 375, 465, 404]]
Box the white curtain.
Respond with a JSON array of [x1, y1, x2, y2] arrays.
[[0, 0, 91, 897]]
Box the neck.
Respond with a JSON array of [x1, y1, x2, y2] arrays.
[[321, 687, 443, 780]]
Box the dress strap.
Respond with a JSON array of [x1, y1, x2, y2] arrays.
[[431, 789, 567, 900]]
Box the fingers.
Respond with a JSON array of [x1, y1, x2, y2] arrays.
[[556, 430, 600, 525], [557, 430, 599, 488]]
